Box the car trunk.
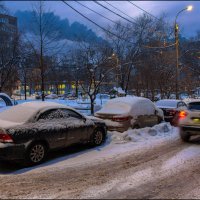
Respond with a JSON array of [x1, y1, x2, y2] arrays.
[[95, 113, 131, 132]]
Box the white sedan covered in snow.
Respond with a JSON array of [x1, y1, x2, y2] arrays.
[[0, 102, 107, 165], [95, 96, 164, 132]]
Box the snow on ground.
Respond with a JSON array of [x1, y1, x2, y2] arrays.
[[110, 122, 173, 144], [5, 122, 178, 176]]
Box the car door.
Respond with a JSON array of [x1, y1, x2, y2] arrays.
[[60, 109, 94, 145], [37, 109, 68, 149]]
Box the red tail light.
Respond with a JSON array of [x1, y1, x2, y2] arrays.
[[0, 132, 13, 143], [112, 116, 130, 122], [179, 111, 188, 119]]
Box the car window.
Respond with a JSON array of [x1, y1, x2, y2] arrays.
[[38, 109, 70, 121], [61, 109, 83, 119], [188, 102, 200, 111], [178, 102, 184, 107]]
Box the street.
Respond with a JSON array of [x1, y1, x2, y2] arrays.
[[1, 126, 200, 199]]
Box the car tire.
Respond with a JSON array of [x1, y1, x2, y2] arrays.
[[157, 117, 163, 124], [90, 129, 105, 146], [132, 124, 140, 129], [25, 142, 47, 166], [180, 130, 190, 142]]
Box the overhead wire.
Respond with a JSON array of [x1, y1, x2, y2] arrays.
[[93, 1, 137, 25], [75, 1, 131, 30], [62, 1, 135, 45], [127, 1, 159, 21], [62, 0, 175, 49], [104, 1, 136, 22]]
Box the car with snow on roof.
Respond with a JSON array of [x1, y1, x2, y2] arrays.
[[0, 102, 107, 165], [178, 100, 200, 142], [94, 96, 164, 132], [155, 99, 187, 125]]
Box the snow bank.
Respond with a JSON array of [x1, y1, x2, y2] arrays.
[[110, 122, 173, 144]]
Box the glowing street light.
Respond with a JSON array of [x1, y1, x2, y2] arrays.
[[174, 5, 193, 99]]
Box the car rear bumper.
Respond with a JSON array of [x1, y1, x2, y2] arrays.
[[0, 143, 25, 161], [180, 125, 200, 135], [107, 126, 128, 132], [164, 116, 174, 121]]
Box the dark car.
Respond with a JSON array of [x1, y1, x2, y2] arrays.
[[155, 99, 187, 124], [0, 102, 107, 165]]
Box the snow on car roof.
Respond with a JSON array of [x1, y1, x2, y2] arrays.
[[155, 99, 181, 108], [19, 101, 68, 109], [0, 101, 74, 124], [108, 96, 152, 105], [96, 96, 155, 116]]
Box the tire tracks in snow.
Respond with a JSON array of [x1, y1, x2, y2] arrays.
[[1, 136, 199, 199]]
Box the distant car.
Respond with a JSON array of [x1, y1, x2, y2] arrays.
[[95, 96, 163, 132], [179, 101, 200, 142], [45, 93, 58, 99], [155, 99, 187, 124], [0, 102, 107, 165]]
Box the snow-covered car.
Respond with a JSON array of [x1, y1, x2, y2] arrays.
[[0, 102, 107, 165], [94, 96, 163, 132], [179, 101, 200, 142], [45, 93, 58, 99], [155, 99, 187, 124]]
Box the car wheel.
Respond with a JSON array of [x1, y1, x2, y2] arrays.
[[25, 142, 47, 165], [132, 124, 140, 129], [90, 129, 105, 146], [158, 117, 163, 124], [180, 130, 190, 142]]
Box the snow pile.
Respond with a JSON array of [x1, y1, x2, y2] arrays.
[[113, 87, 126, 94], [110, 122, 173, 144]]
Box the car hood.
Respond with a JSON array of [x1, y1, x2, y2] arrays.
[[0, 119, 23, 129]]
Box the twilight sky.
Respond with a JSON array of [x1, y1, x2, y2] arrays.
[[4, 1, 200, 38]]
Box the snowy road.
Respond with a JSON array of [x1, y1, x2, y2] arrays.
[[1, 124, 200, 199]]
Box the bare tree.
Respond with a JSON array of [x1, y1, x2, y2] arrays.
[[71, 42, 114, 114], [0, 30, 20, 95], [25, 1, 62, 101]]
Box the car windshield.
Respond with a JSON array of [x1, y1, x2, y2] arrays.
[[0, 105, 36, 123], [155, 100, 177, 108], [188, 102, 200, 111]]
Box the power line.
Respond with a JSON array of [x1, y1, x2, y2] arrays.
[[127, 1, 159, 21], [93, 1, 137, 26], [75, 1, 130, 30], [104, 1, 136, 22], [62, 1, 135, 45], [62, 1, 175, 50]]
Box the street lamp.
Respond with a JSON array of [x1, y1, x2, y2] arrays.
[[110, 53, 120, 88], [174, 5, 193, 99]]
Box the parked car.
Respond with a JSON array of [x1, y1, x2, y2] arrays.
[[179, 101, 200, 142], [94, 96, 163, 132], [45, 93, 58, 99], [0, 102, 107, 165], [155, 99, 187, 124]]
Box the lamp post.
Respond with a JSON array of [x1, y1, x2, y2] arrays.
[[174, 5, 193, 99], [110, 53, 120, 88]]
